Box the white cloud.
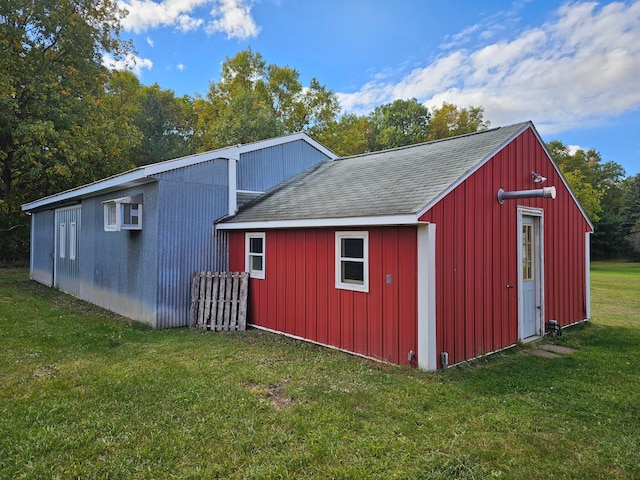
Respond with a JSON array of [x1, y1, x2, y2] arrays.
[[146, 36, 154, 47], [118, 0, 259, 39], [102, 52, 154, 77], [119, 0, 208, 33], [205, 0, 260, 39], [177, 63, 185, 71], [338, 1, 640, 134]]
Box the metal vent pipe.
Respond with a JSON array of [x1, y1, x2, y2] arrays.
[[497, 186, 556, 204]]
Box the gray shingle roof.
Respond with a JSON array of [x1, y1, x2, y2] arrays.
[[223, 122, 531, 224]]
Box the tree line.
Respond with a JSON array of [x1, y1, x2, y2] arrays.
[[1, 0, 638, 262]]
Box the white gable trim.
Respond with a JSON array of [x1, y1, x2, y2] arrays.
[[416, 122, 531, 219], [531, 128, 594, 232], [216, 214, 419, 230]]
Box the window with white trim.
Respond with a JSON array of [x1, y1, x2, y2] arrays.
[[104, 203, 117, 231], [103, 195, 143, 231], [69, 222, 77, 260], [246, 232, 265, 279], [336, 231, 369, 292], [59, 223, 66, 259]]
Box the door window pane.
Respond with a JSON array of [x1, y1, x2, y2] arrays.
[[522, 224, 533, 281]]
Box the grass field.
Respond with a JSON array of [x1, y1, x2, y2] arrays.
[[1, 263, 639, 479]]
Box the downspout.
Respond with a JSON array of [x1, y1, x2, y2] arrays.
[[227, 154, 239, 216]]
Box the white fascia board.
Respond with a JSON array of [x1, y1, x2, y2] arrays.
[[216, 214, 418, 230], [21, 170, 153, 211], [236, 189, 265, 194], [235, 132, 338, 160]]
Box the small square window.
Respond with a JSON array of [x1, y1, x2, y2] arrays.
[[336, 231, 369, 292], [246, 232, 265, 279], [103, 195, 142, 231], [121, 203, 142, 229]]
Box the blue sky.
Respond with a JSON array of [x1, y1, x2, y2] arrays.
[[110, 0, 640, 176]]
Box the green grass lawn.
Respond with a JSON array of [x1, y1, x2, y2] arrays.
[[1, 263, 639, 479]]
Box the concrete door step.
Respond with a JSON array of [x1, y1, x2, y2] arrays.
[[537, 344, 577, 355]]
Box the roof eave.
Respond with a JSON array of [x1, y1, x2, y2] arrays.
[[216, 214, 420, 230], [22, 132, 336, 212]]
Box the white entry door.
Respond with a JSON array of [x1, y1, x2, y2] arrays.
[[520, 215, 541, 339]]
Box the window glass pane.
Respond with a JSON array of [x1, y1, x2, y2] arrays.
[[251, 255, 263, 272], [342, 261, 364, 283], [69, 222, 76, 260], [522, 224, 533, 281], [124, 204, 139, 225], [59, 223, 66, 259], [108, 204, 116, 225], [342, 238, 363, 259], [250, 237, 263, 254]]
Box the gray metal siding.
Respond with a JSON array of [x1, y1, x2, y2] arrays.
[[237, 140, 331, 192], [79, 184, 160, 326], [156, 179, 228, 328], [54, 206, 81, 296], [30, 210, 54, 286], [154, 158, 228, 185]]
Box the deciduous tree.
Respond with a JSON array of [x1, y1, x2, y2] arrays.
[[0, 0, 132, 260], [194, 48, 340, 151]]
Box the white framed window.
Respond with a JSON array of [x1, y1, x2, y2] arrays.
[[335, 231, 369, 292], [103, 195, 143, 232], [59, 223, 66, 259], [246, 232, 265, 279], [69, 222, 77, 260]]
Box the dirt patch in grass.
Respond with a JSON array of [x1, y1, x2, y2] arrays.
[[246, 380, 294, 410], [32, 364, 59, 379]]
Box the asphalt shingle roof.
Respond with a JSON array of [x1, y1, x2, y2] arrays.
[[224, 122, 531, 223]]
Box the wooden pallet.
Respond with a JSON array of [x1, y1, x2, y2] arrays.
[[189, 272, 248, 331]]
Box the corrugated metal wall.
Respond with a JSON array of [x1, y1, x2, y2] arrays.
[[30, 210, 54, 286], [228, 227, 418, 366], [27, 140, 334, 329], [154, 159, 229, 328], [54, 206, 81, 296], [78, 184, 159, 326], [419, 127, 591, 367], [238, 140, 331, 192]]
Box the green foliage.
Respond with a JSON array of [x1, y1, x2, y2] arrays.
[[0, 0, 132, 261], [193, 48, 340, 150], [135, 85, 196, 165], [1, 264, 640, 478], [366, 98, 431, 151], [314, 114, 370, 157], [620, 174, 640, 258], [317, 101, 489, 156], [427, 102, 490, 141], [546, 140, 628, 259]]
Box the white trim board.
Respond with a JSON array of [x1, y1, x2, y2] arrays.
[[217, 214, 419, 230]]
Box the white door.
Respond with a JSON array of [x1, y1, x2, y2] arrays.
[[520, 215, 541, 338]]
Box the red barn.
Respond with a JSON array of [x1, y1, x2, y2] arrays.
[[217, 122, 593, 369]]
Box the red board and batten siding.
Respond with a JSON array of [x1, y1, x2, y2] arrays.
[[228, 227, 418, 366], [419, 128, 592, 367]]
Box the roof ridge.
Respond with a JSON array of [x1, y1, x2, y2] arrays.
[[335, 122, 530, 162]]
